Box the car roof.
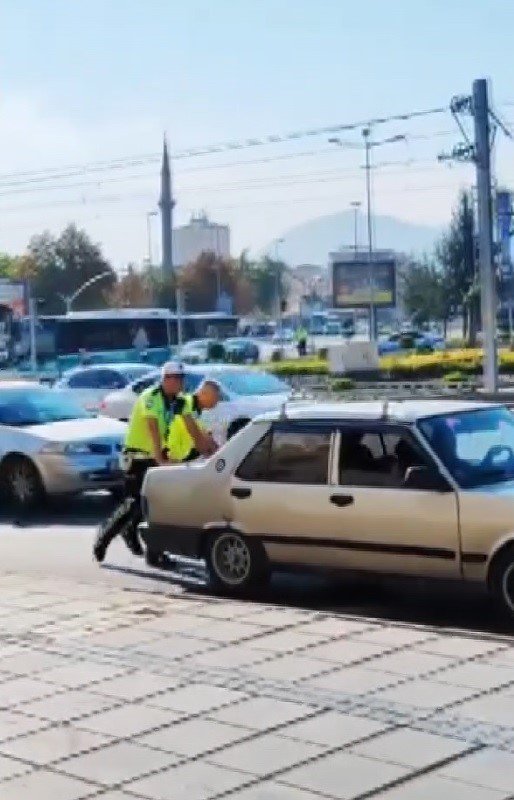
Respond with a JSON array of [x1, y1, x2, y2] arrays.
[[256, 399, 499, 424], [63, 362, 151, 376], [0, 380, 41, 391]]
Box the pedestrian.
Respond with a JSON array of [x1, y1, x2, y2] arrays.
[[295, 325, 308, 357], [93, 361, 208, 563], [165, 380, 221, 463]]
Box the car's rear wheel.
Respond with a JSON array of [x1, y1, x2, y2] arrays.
[[205, 529, 269, 596], [227, 418, 250, 439], [489, 546, 514, 620], [1, 456, 45, 511]]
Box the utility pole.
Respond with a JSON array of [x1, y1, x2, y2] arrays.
[[439, 78, 514, 392], [473, 79, 498, 392], [28, 295, 37, 374]]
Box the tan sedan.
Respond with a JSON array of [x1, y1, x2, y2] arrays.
[[140, 399, 514, 617]]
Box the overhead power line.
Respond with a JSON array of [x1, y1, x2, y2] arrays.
[[0, 104, 448, 187]]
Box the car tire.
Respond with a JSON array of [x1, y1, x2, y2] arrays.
[[205, 529, 270, 596], [489, 546, 514, 619], [0, 455, 45, 511], [227, 418, 250, 439]]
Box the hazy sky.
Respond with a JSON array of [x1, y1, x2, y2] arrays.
[[2, 0, 514, 267]]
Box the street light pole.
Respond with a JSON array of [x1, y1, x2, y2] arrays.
[[60, 270, 112, 314], [329, 132, 405, 342], [146, 211, 158, 266], [350, 201, 361, 254], [363, 128, 375, 341]]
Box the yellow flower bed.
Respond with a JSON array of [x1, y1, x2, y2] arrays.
[[267, 348, 514, 379]]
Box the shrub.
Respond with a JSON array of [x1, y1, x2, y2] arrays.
[[442, 371, 472, 384], [332, 377, 356, 392], [267, 358, 328, 376]]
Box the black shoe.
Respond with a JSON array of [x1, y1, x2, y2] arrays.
[[93, 538, 107, 563], [122, 532, 144, 557]]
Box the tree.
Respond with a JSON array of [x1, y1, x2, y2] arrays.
[[107, 264, 153, 308], [179, 251, 255, 314], [245, 255, 287, 316], [401, 258, 450, 332], [435, 191, 478, 343], [28, 224, 116, 313]]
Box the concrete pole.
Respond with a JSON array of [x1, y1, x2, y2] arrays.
[[363, 128, 376, 342], [473, 79, 498, 391], [28, 296, 37, 374]]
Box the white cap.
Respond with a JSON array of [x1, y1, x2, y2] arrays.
[[161, 361, 185, 380]]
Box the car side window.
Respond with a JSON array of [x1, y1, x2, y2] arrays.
[[338, 427, 428, 489], [96, 369, 125, 390], [236, 431, 272, 481], [236, 425, 331, 485], [68, 369, 100, 389]]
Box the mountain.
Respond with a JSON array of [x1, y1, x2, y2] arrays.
[[270, 211, 442, 267]]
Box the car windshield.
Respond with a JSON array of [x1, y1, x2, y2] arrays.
[[218, 370, 288, 396], [418, 407, 514, 488], [0, 388, 89, 426]]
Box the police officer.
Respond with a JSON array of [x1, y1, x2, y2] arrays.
[[93, 361, 209, 563]]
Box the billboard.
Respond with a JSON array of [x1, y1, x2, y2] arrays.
[[0, 279, 28, 318], [332, 259, 396, 308]]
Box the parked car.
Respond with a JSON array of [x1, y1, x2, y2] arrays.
[[178, 339, 225, 364], [224, 338, 260, 364], [141, 399, 514, 617], [54, 363, 154, 413], [272, 328, 294, 344], [100, 364, 292, 443], [0, 382, 126, 509]]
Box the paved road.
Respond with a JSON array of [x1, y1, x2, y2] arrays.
[[1, 495, 512, 638]]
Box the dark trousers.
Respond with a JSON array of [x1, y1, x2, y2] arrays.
[[95, 458, 156, 555]]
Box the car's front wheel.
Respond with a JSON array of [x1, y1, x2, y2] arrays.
[[205, 529, 269, 596], [489, 545, 514, 619], [0, 455, 45, 511]]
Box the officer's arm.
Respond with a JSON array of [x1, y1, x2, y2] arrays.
[[182, 415, 217, 456], [146, 417, 167, 464]]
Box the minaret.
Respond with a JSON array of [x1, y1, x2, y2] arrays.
[[159, 136, 175, 275]]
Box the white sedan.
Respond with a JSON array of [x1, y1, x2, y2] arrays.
[[0, 382, 127, 509], [100, 365, 292, 443], [54, 363, 155, 413]]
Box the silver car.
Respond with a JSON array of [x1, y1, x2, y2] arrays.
[[0, 381, 127, 509]]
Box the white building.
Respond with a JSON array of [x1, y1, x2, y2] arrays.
[[173, 213, 230, 267]]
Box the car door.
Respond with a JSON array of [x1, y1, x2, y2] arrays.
[[229, 421, 343, 569], [323, 423, 460, 578], [66, 369, 104, 412]]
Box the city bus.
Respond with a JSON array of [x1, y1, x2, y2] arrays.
[[52, 309, 239, 371]]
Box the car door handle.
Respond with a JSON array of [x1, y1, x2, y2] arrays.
[[330, 494, 354, 507], [231, 487, 252, 499]]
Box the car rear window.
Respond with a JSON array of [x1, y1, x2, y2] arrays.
[[236, 425, 331, 485]]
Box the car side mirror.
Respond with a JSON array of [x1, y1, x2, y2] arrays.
[[404, 465, 450, 492]]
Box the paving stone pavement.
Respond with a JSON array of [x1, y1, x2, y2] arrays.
[[1, 572, 514, 798]]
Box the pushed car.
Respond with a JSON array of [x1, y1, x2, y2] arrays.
[[141, 399, 514, 618]]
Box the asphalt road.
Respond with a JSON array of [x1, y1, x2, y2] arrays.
[[1, 494, 512, 639]]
